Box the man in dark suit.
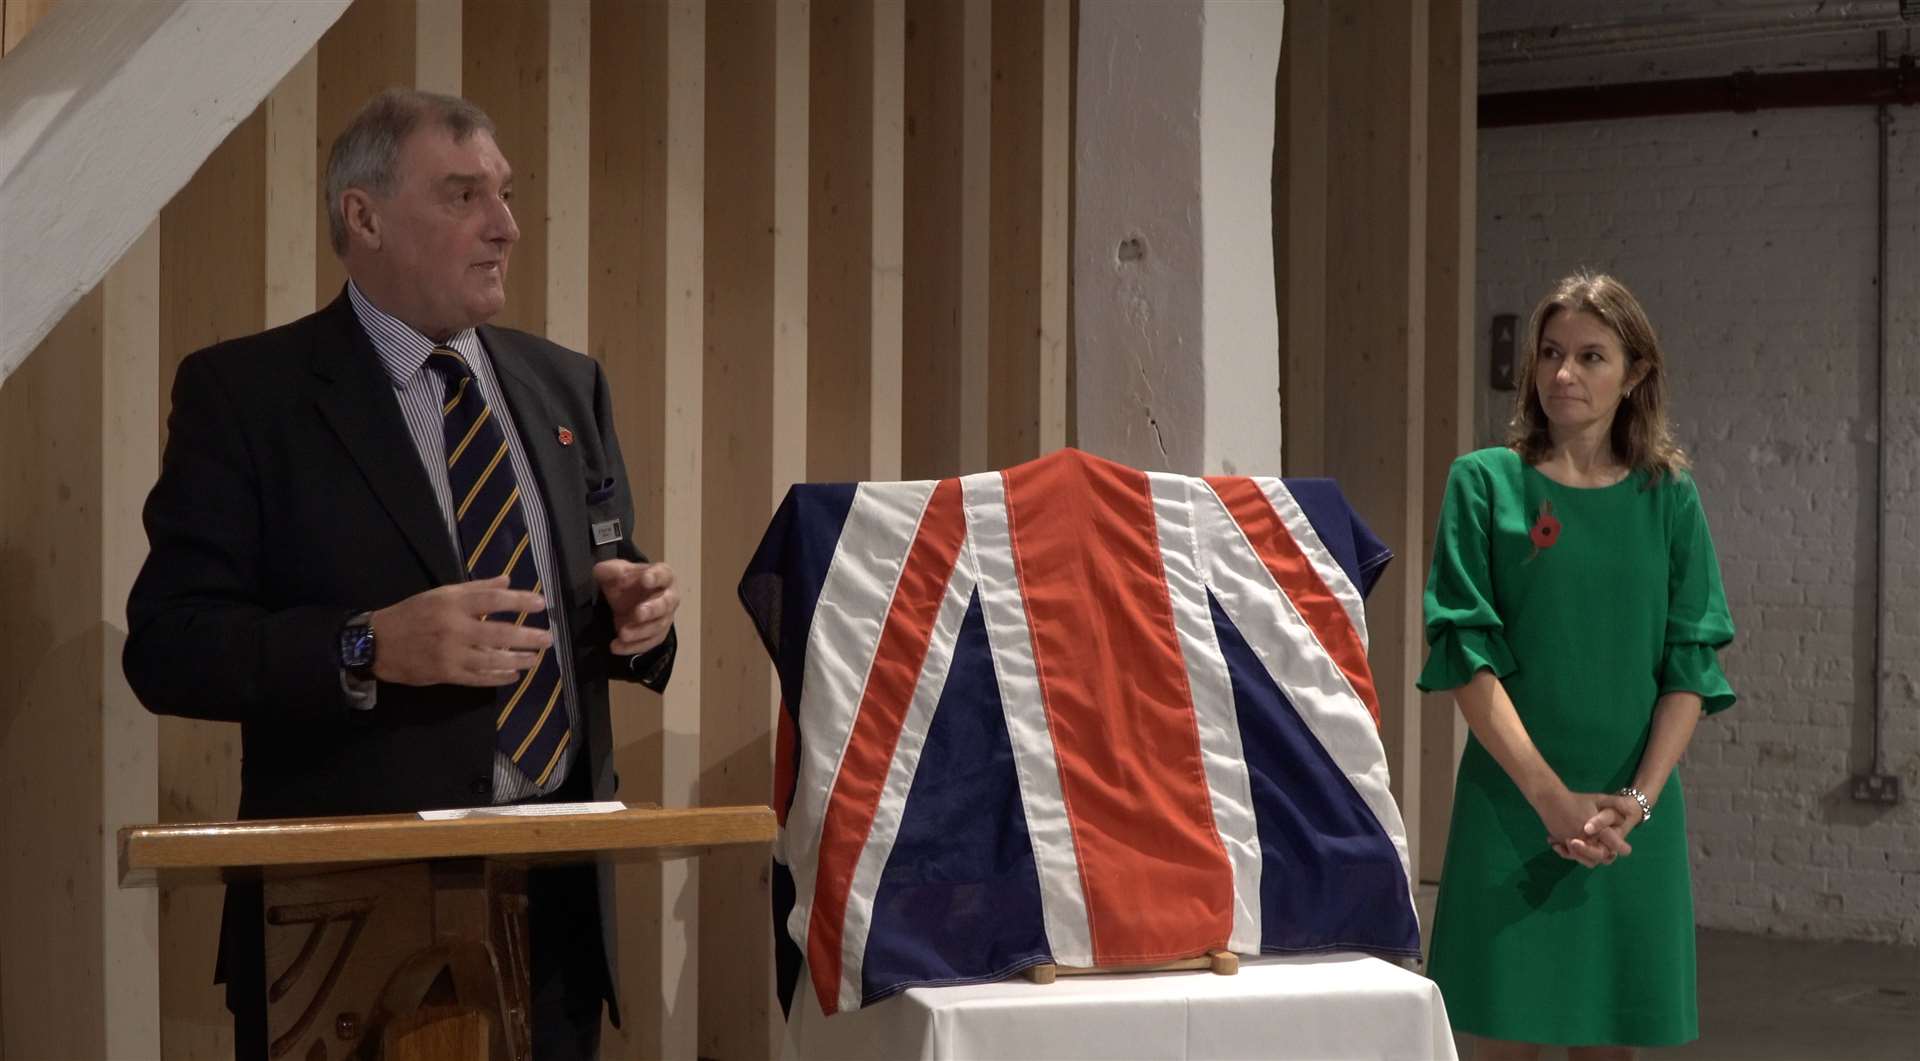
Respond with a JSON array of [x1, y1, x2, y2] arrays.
[[123, 88, 675, 1060]]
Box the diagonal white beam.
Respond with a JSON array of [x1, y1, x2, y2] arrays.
[[0, 0, 351, 389]]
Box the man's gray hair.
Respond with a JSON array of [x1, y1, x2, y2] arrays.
[[324, 88, 497, 255]]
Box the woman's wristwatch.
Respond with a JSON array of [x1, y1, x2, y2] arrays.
[[1619, 786, 1652, 823]]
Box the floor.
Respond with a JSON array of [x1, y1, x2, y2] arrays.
[[1414, 886, 1920, 1060]]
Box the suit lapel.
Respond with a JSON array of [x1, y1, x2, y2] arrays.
[[481, 325, 591, 606], [310, 292, 464, 587]]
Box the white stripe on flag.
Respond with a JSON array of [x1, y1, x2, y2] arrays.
[[835, 560, 979, 1011], [1257, 478, 1371, 651], [960, 469, 1096, 966], [1148, 473, 1264, 955], [785, 479, 939, 952], [1193, 482, 1414, 890]]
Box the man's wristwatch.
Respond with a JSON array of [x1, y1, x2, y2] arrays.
[[338, 611, 376, 679], [1619, 786, 1652, 824]]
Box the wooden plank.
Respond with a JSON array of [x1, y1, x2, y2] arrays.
[[266, 48, 320, 330], [588, 3, 685, 1056], [546, 0, 591, 352], [1324, 0, 1428, 864], [1037, 0, 1070, 457], [987, 0, 1044, 468], [809, 0, 876, 481], [0, 0, 56, 52], [315, 0, 419, 306], [119, 805, 775, 886], [157, 96, 270, 1061], [659, 17, 708, 1032], [772, 0, 811, 501], [417, 0, 462, 93], [699, 2, 781, 1059], [901, 0, 966, 480], [960, 0, 991, 470], [463, 0, 549, 333], [0, 285, 109, 1061], [100, 222, 163, 1061], [870, 0, 904, 480], [1419, 0, 1476, 886], [1277, 0, 1329, 475]]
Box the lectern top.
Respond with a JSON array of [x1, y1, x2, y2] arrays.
[[117, 802, 774, 887]]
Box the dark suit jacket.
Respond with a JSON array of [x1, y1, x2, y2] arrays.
[[123, 289, 670, 1019]]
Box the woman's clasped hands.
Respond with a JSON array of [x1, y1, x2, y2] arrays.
[[1535, 787, 1644, 869]]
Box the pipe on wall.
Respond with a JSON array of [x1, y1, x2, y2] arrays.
[[1480, 60, 1920, 127], [1482, 0, 1911, 66]]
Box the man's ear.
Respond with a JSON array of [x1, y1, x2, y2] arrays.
[[341, 188, 380, 251]]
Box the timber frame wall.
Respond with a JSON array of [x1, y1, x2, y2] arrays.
[[0, 0, 1476, 1056], [0, 0, 1070, 1057]]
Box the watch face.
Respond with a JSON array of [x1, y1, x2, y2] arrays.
[[341, 625, 375, 670]]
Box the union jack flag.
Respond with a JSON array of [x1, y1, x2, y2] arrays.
[[739, 449, 1419, 1016]]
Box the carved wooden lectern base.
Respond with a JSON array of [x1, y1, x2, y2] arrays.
[[118, 804, 776, 1061], [263, 860, 530, 1061]]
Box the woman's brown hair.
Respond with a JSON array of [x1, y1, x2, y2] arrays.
[[1506, 270, 1690, 483]]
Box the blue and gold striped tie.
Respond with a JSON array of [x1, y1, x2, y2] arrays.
[[429, 346, 569, 787]]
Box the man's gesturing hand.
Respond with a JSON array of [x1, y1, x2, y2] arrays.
[[594, 560, 678, 656], [369, 576, 552, 687]]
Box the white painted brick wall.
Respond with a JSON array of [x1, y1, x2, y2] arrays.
[[1478, 104, 1920, 945]]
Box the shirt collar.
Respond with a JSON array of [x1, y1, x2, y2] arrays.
[[347, 280, 481, 388]]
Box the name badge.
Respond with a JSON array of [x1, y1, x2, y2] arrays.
[[592, 519, 623, 547]]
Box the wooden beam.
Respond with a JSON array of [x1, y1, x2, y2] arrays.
[[1419, 0, 1476, 886], [1277, 0, 1329, 476], [590, 2, 698, 1056], [546, 0, 591, 352], [1324, 0, 1428, 868], [699, 1, 781, 1057], [809, 0, 878, 481], [156, 100, 269, 1060], [0, 0, 349, 388], [902, 0, 967, 480], [315, 0, 421, 305], [463, 0, 549, 333], [987, 0, 1044, 468], [266, 49, 320, 330]]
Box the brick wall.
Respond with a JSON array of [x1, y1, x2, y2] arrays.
[[1477, 103, 1920, 944]]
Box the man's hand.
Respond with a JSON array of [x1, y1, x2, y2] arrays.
[[594, 559, 678, 656], [369, 576, 551, 687]]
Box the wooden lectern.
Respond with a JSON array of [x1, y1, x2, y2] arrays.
[[118, 803, 774, 1060]]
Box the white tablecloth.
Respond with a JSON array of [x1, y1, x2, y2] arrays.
[[780, 953, 1457, 1060]]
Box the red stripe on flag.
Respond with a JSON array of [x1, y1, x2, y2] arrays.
[[774, 699, 797, 828], [1207, 477, 1383, 726], [806, 478, 968, 1013], [1004, 458, 1232, 963]]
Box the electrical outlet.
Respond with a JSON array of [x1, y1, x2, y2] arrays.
[[1851, 773, 1902, 805]]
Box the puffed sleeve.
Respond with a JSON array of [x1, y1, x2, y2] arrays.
[[1660, 475, 1737, 714], [1416, 456, 1518, 692]]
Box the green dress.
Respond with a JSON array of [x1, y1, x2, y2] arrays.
[[1417, 446, 1736, 1047]]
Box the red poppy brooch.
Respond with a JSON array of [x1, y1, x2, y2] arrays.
[[1528, 500, 1561, 558]]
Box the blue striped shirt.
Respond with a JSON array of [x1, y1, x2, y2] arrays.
[[348, 281, 581, 803]]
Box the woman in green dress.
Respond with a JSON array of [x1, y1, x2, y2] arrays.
[[1418, 271, 1736, 1059]]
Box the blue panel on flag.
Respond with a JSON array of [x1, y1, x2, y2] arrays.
[[1210, 592, 1421, 957], [861, 594, 1051, 1005], [1286, 477, 1394, 597], [739, 482, 859, 712]]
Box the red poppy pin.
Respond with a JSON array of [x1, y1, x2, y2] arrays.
[[1528, 499, 1561, 558], [556, 427, 574, 446]]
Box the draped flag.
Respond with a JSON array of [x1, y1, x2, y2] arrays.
[[739, 449, 1420, 1017]]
